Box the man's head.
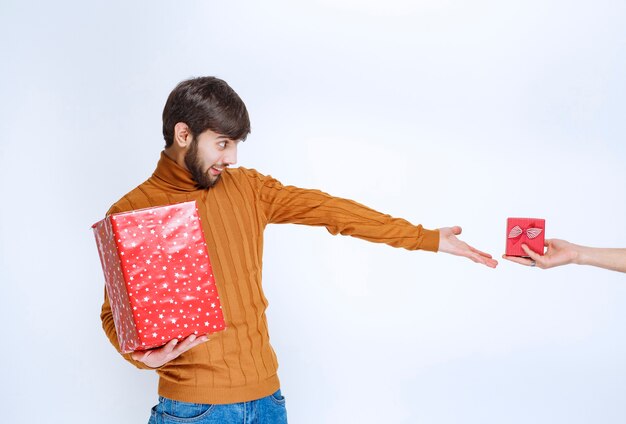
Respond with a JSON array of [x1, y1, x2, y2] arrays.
[[162, 77, 250, 188], [163, 76, 250, 148]]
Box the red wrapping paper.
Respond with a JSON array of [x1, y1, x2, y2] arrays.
[[92, 201, 225, 353], [505, 217, 545, 257]]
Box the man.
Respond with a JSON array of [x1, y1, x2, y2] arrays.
[[100, 76, 498, 423]]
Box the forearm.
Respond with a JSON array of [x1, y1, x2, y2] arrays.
[[575, 246, 626, 273], [260, 178, 439, 251]]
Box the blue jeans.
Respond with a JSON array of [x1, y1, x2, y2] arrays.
[[148, 390, 288, 424]]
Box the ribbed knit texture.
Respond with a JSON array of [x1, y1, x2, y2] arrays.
[[100, 152, 439, 404]]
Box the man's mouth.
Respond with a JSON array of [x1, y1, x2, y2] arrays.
[[209, 165, 225, 176]]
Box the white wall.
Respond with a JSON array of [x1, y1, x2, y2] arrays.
[[1, 1, 625, 423]]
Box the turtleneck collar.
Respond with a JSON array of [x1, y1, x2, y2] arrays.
[[151, 151, 199, 192]]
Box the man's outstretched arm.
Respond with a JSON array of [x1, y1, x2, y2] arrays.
[[251, 171, 497, 267]]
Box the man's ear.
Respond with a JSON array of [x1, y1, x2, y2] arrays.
[[173, 122, 192, 148]]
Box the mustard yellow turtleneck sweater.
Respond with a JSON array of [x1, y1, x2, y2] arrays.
[[100, 152, 439, 404]]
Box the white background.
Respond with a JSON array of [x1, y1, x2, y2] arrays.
[[1, 1, 625, 423]]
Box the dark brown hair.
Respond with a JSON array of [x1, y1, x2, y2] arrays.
[[162, 77, 251, 147]]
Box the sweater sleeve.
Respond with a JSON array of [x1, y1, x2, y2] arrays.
[[256, 173, 439, 252], [98, 201, 157, 370]]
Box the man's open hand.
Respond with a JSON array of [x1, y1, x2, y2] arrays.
[[131, 334, 209, 368], [438, 226, 498, 268]]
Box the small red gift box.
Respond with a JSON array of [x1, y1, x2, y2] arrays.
[[92, 201, 226, 353], [505, 217, 545, 257]]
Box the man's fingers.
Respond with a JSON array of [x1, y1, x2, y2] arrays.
[[460, 240, 496, 266], [188, 336, 210, 349], [172, 335, 197, 354], [181, 335, 209, 350], [131, 351, 146, 361], [468, 245, 493, 259], [481, 256, 499, 268], [129, 335, 210, 368], [140, 337, 185, 359], [475, 256, 498, 268], [132, 338, 177, 360], [160, 338, 179, 355], [467, 251, 498, 268], [171, 334, 210, 355]]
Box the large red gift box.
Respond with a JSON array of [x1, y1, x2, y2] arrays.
[[506, 217, 545, 257], [92, 201, 226, 353]]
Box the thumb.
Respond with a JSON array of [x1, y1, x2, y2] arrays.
[[451, 226, 462, 235], [131, 351, 145, 361], [521, 244, 542, 261]]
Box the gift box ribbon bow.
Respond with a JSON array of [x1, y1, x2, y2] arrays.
[[508, 225, 543, 240]]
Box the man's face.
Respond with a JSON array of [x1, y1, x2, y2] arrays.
[[184, 129, 239, 189]]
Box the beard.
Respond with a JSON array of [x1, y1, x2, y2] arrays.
[[184, 137, 220, 189]]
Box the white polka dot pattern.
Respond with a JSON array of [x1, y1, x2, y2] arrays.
[[92, 201, 225, 353]]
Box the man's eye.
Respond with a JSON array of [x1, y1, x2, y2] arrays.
[[218, 141, 226, 148]]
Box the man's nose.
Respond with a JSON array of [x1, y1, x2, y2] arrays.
[[224, 145, 237, 165]]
